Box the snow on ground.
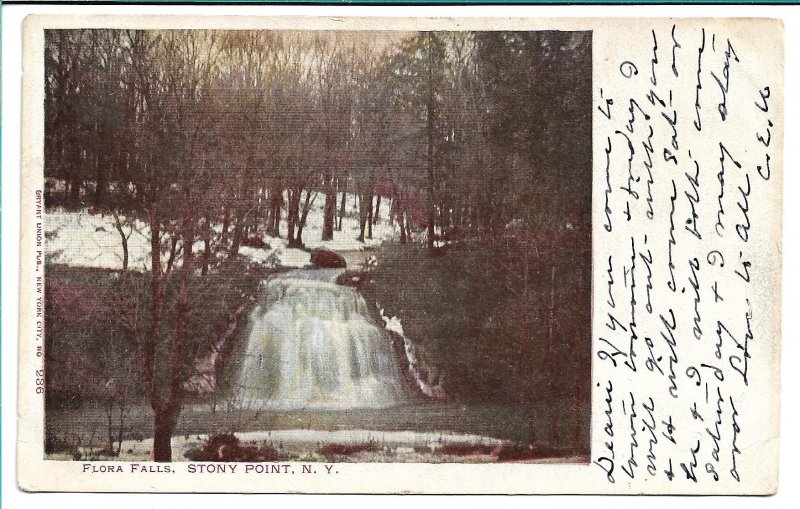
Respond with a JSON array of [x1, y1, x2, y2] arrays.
[[381, 310, 405, 337], [44, 193, 399, 271], [219, 429, 508, 447], [50, 429, 514, 463], [280, 192, 399, 251], [47, 428, 586, 463], [45, 209, 152, 270], [268, 248, 312, 268]]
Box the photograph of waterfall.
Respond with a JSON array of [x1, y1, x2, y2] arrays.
[[41, 27, 592, 464]]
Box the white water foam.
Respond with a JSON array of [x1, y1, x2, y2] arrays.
[[237, 269, 409, 410]]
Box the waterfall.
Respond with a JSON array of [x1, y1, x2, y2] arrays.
[[237, 268, 410, 410]]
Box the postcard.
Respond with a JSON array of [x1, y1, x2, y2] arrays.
[[16, 14, 782, 494]]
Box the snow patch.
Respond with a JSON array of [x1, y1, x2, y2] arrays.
[[265, 248, 311, 269], [45, 209, 151, 271], [231, 429, 506, 447], [238, 246, 275, 265], [380, 308, 446, 400], [45, 192, 399, 272], [381, 312, 405, 337]]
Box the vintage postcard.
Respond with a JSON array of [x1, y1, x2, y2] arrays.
[[16, 14, 782, 494]]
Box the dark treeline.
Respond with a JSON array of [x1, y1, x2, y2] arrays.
[[44, 29, 592, 460], [45, 29, 591, 251]]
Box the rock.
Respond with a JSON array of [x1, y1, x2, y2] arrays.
[[184, 433, 281, 462], [311, 249, 346, 269], [241, 236, 269, 249]]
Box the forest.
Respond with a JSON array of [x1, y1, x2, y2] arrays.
[[44, 29, 592, 463]]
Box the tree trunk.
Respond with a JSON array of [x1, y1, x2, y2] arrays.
[[152, 406, 179, 462], [287, 188, 302, 248], [269, 187, 282, 237], [366, 195, 374, 240], [263, 189, 272, 235], [221, 206, 230, 246], [112, 212, 129, 272], [337, 192, 346, 231], [322, 187, 335, 241], [395, 193, 407, 244], [373, 195, 381, 225], [230, 212, 243, 257], [357, 193, 368, 242], [146, 209, 164, 402], [153, 200, 194, 462], [296, 190, 315, 246], [145, 207, 167, 460], [116, 404, 125, 456]]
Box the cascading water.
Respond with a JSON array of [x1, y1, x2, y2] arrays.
[[237, 268, 410, 410]]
